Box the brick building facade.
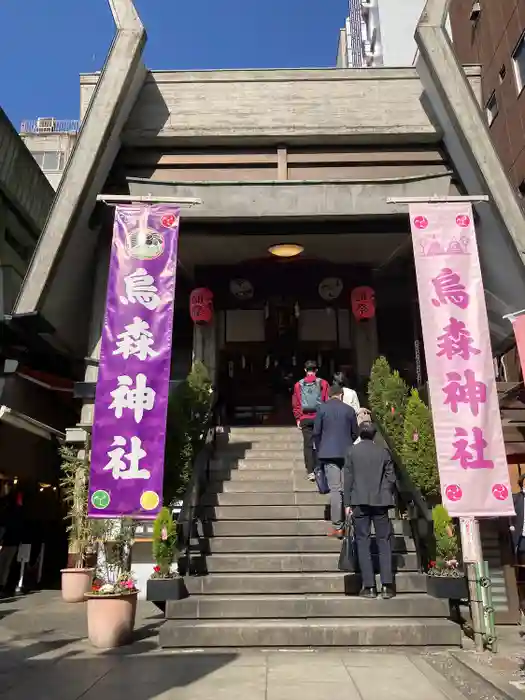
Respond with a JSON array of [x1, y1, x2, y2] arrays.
[[450, 0, 525, 193]]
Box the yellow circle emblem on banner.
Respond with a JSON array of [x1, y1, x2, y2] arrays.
[[140, 491, 160, 511]]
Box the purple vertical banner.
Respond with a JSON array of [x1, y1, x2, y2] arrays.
[[88, 204, 180, 519]]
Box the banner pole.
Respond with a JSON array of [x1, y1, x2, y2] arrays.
[[460, 516, 486, 651]]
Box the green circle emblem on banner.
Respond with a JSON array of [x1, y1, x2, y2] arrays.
[[91, 490, 110, 510]]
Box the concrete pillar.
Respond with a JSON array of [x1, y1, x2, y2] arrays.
[[192, 321, 218, 384], [352, 315, 379, 387], [80, 231, 110, 427]]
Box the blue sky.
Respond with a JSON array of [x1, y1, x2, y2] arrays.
[[0, 0, 348, 130]]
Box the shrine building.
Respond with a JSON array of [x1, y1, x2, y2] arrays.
[[2, 0, 525, 621]]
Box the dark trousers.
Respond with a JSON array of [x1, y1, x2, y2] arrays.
[[353, 505, 393, 588], [300, 418, 316, 474]]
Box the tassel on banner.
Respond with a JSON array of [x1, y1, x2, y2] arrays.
[[228, 361, 234, 378]]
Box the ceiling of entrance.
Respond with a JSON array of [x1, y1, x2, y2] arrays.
[[178, 233, 409, 271]]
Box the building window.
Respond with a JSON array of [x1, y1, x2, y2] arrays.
[[30, 150, 64, 171], [518, 180, 525, 198], [512, 33, 525, 94], [485, 92, 498, 125]]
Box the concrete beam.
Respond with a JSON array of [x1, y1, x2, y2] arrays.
[[14, 0, 147, 316], [127, 175, 453, 219]]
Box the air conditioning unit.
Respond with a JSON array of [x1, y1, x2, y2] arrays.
[[36, 117, 56, 133], [470, 1, 481, 21]]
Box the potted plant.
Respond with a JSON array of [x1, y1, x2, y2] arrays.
[[85, 519, 138, 649], [147, 507, 187, 611], [426, 505, 468, 600], [59, 444, 95, 603]]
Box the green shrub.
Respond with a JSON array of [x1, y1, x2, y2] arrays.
[[152, 507, 178, 577], [401, 389, 440, 498], [163, 361, 212, 506], [381, 370, 409, 454], [432, 505, 459, 563], [368, 356, 392, 426]]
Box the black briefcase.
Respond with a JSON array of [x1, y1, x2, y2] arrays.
[[338, 514, 360, 573]]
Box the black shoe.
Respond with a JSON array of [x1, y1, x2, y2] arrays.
[[381, 585, 396, 600], [359, 587, 377, 599]]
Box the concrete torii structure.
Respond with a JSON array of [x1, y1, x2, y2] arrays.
[[12, 0, 525, 352], [4, 0, 525, 634]]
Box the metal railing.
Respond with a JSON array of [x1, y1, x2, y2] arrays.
[[20, 119, 80, 134], [176, 394, 219, 577]]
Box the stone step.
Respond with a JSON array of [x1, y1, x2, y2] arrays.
[[159, 617, 461, 648], [228, 427, 300, 436], [211, 459, 304, 470], [185, 571, 429, 596], [217, 447, 304, 458], [199, 551, 419, 573], [199, 519, 413, 538], [166, 593, 449, 620], [201, 490, 325, 506], [203, 504, 327, 520], [208, 479, 311, 493], [209, 469, 301, 482], [196, 535, 415, 554]]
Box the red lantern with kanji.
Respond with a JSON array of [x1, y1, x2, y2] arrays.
[[351, 286, 376, 321], [190, 288, 214, 325]]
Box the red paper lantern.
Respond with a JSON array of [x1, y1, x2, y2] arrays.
[[190, 288, 214, 325], [351, 286, 376, 321]]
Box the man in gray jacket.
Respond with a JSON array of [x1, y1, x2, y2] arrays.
[[344, 422, 396, 599]]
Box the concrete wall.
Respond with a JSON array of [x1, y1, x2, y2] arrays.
[[80, 67, 481, 144], [0, 109, 54, 316], [377, 0, 426, 66], [0, 109, 54, 234], [21, 132, 78, 191]]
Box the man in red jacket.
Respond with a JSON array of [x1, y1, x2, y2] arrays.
[[292, 360, 329, 480]]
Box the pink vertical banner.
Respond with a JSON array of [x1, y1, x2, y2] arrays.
[[409, 203, 514, 517]]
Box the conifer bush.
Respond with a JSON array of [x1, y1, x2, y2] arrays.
[[401, 389, 440, 499], [368, 356, 392, 426], [381, 370, 409, 454]]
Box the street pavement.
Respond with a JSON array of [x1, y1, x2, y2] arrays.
[[0, 591, 517, 700]]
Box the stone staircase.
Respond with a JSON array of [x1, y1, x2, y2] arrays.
[[160, 426, 461, 648]]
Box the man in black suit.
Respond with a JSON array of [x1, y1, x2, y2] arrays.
[[313, 385, 358, 537], [344, 422, 396, 599]]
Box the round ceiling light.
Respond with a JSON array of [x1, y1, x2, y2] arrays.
[[268, 243, 304, 258]]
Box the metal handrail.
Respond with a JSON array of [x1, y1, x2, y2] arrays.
[[20, 119, 81, 134], [176, 395, 218, 576], [373, 414, 435, 572]]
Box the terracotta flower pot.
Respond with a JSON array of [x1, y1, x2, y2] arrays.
[[85, 592, 138, 649], [60, 568, 95, 603]]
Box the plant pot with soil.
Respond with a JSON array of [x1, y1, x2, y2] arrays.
[[59, 445, 96, 602], [86, 519, 138, 649], [146, 507, 187, 612], [426, 505, 467, 600]]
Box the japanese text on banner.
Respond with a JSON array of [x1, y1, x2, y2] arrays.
[[88, 205, 180, 519], [409, 204, 513, 517]]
